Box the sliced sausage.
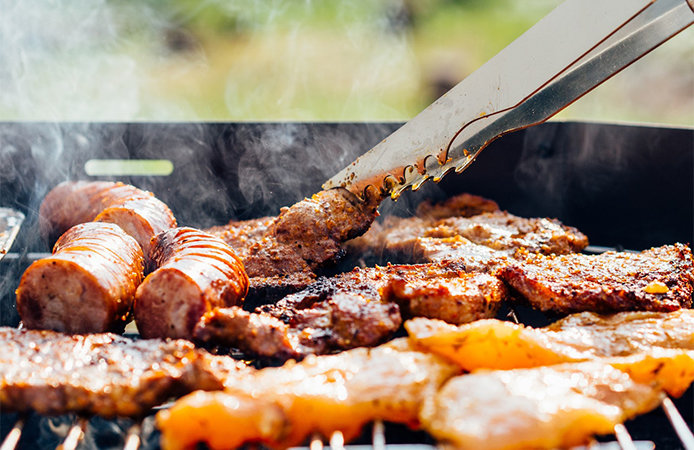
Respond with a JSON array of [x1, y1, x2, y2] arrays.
[[16, 222, 144, 333], [39, 181, 177, 261], [134, 227, 249, 339]]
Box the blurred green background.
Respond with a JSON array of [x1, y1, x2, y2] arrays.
[[1, 0, 692, 124]]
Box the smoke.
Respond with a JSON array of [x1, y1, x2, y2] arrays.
[[220, 0, 420, 120]]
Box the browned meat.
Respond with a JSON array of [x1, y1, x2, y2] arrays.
[[499, 244, 694, 314], [195, 261, 507, 360], [0, 326, 251, 417], [388, 270, 506, 324], [347, 193, 588, 265], [207, 189, 379, 302], [424, 212, 588, 253], [16, 222, 144, 333], [195, 296, 402, 361], [39, 181, 177, 261], [134, 227, 249, 340], [414, 192, 500, 219]]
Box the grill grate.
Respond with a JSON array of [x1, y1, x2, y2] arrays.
[[4, 414, 694, 450], [2, 243, 694, 449]]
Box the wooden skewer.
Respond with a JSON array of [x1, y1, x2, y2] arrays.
[[58, 418, 87, 450], [329, 431, 345, 450], [309, 433, 324, 450], [661, 397, 694, 450], [0, 417, 24, 450], [122, 423, 142, 450], [613, 423, 637, 450], [372, 420, 386, 450]]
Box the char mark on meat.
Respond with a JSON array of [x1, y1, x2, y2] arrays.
[[195, 261, 507, 361]]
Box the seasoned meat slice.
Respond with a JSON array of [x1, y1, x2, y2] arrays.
[[348, 194, 587, 265], [0, 327, 250, 417], [195, 295, 401, 361], [499, 244, 694, 313], [424, 211, 588, 254], [157, 339, 460, 450], [414, 192, 500, 219], [406, 309, 694, 372], [420, 361, 664, 450], [16, 222, 144, 333], [195, 262, 507, 360]]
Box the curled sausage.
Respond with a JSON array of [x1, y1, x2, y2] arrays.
[[134, 227, 249, 339], [39, 181, 177, 261], [16, 222, 144, 333]]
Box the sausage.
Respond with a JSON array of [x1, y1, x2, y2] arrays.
[[16, 222, 144, 333], [134, 227, 249, 339], [39, 181, 177, 261]]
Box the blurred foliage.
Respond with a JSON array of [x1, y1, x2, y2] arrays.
[[0, 0, 691, 124]]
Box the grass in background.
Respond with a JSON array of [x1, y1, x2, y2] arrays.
[[1, 0, 691, 125]]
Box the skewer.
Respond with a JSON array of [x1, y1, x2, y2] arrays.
[[123, 423, 142, 450], [661, 396, 694, 450], [310, 433, 324, 450], [372, 420, 386, 450], [0, 417, 25, 450], [329, 431, 345, 450], [58, 418, 87, 450], [613, 424, 637, 450]]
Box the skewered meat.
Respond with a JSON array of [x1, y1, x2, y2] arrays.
[[405, 309, 694, 372], [39, 181, 177, 261], [347, 193, 588, 264], [16, 222, 144, 333], [499, 244, 694, 313], [156, 338, 460, 449], [420, 360, 664, 450], [194, 262, 506, 360], [208, 188, 379, 302], [134, 227, 249, 340], [0, 326, 251, 417]]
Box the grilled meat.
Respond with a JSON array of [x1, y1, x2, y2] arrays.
[[39, 181, 177, 262], [420, 360, 664, 450], [156, 338, 460, 449], [194, 297, 401, 361], [207, 188, 379, 302], [414, 192, 500, 219], [347, 193, 588, 264], [194, 262, 506, 360], [0, 327, 250, 417], [16, 222, 144, 333], [405, 309, 694, 372], [134, 227, 249, 340], [499, 244, 694, 313]]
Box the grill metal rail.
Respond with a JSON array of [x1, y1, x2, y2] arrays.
[[3, 413, 693, 450]]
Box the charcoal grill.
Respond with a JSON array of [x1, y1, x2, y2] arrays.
[[0, 121, 692, 449]]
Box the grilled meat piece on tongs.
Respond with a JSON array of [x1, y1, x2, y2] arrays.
[[208, 188, 379, 303]]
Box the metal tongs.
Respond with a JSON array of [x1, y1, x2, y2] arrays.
[[0, 208, 25, 262], [324, 0, 694, 200]]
